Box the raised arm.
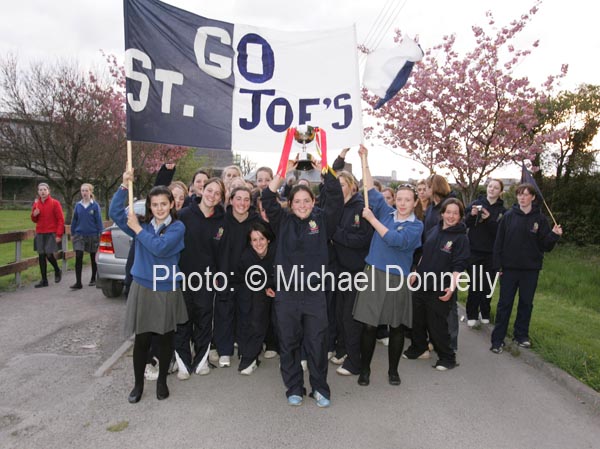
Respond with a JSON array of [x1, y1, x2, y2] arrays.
[[109, 169, 136, 239], [322, 171, 344, 239], [358, 145, 373, 191], [264, 158, 298, 233], [154, 163, 176, 187], [332, 148, 350, 172]]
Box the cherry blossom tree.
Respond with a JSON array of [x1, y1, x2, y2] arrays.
[[0, 54, 188, 219], [363, 2, 568, 202]]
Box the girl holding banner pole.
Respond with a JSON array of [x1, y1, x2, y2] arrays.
[[353, 145, 423, 386], [109, 169, 187, 403], [262, 141, 343, 407]]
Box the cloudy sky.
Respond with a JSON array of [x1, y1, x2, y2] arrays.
[[1, 0, 598, 179]]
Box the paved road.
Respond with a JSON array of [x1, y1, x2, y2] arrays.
[[0, 268, 598, 449]]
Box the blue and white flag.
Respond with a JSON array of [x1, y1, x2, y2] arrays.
[[363, 35, 424, 109], [124, 0, 363, 151]]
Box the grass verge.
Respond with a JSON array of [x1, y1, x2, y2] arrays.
[[460, 243, 600, 392]]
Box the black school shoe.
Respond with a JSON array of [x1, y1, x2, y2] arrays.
[[128, 385, 143, 404], [156, 382, 169, 400], [357, 370, 370, 386], [34, 280, 49, 288], [55, 269, 62, 283], [388, 372, 401, 385]]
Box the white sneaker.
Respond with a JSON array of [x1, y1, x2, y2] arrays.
[[264, 350, 278, 359], [327, 351, 334, 360], [377, 337, 389, 346], [301, 360, 308, 371], [195, 360, 210, 375], [330, 354, 347, 365], [336, 366, 353, 376], [480, 318, 490, 324], [240, 360, 258, 375], [174, 352, 190, 380], [209, 349, 219, 363], [144, 363, 159, 381], [219, 355, 231, 367], [467, 319, 477, 327]]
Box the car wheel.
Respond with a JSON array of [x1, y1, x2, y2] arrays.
[[101, 280, 124, 298]]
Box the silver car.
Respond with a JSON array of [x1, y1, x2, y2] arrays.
[[95, 200, 145, 297]]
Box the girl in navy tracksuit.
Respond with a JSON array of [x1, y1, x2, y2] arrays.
[[422, 175, 461, 351], [109, 170, 187, 403], [464, 179, 506, 326], [330, 171, 373, 376], [214, 186, 268, 369], [174, 178, 227, 378], [262, 159, 343, 407], [70, 183, 103, 289], [490, 183, 562, 352], [235, 222, 276, 374], [405, 198, 470, 370]]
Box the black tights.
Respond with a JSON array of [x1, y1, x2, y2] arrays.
[[133, 331, 174, 388], [74, 250, 97, 284], [360, 324, 405, 375], [38, 254, 59, 281]]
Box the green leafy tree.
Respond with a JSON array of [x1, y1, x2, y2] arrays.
[[536, 84, 600, 188]]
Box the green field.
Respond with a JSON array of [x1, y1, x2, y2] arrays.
[[459, 243, 600, 392], [0, 210, 74, 290]]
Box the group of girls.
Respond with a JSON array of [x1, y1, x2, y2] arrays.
[[104, 143, 562, 408], [31, 182, 103, 290]]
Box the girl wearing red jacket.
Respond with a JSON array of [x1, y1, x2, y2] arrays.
[[30, 183, 64, 288]]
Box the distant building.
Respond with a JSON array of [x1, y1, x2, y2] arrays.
[[193, 148, 234, 177]]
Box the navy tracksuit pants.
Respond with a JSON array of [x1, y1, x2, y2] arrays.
[[239, 290, 277, 370], [411, 290, 456, 365], [335, 275, 363, 374], [275, 290, 330, 400], [492, 269, 539, 347], [174, 287, 214, 370], [466, 253, 496, 321], [214, 288, 251, 357]]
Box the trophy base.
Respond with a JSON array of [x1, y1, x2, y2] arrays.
[[296, 160, 314, 171]]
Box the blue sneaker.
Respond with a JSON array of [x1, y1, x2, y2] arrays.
[[287, 395, 303, 406], [313, 391, 330, 408]]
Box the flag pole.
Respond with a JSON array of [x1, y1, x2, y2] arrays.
[[542, 199, 558, 227], [361, 152, 369, 208], [127, 140, 134, 208]]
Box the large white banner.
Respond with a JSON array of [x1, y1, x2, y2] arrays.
[[125, 0, 363, 152]]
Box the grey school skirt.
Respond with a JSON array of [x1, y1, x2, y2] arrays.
[[124, 281, 189, 337], [72, 234, 100, 253], [352, 264, 412, 328], [34, 233, 59, 255]]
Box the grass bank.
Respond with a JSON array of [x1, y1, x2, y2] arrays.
[[461, 243, 600, 392]]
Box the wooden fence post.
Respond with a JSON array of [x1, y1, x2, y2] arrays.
[[15, 240, 22, 287]]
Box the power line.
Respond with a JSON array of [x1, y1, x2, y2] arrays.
[[362, 0, 397, 50], [370, 0, 409, 51]]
